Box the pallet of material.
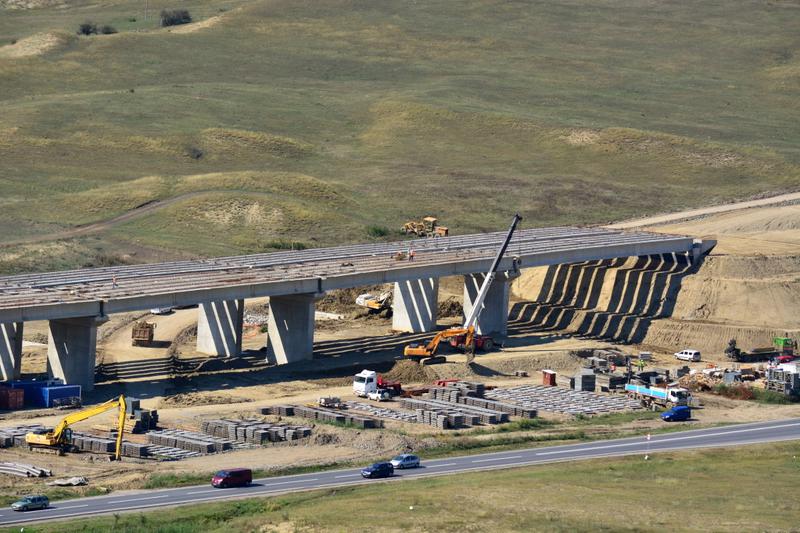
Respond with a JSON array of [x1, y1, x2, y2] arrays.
[[261, 405, 383, 429], [485, 384, 642, 416], [200, 419, 312, 444], [415, 409, 467, 429], [458, 396, 538, 419], [343, 402, 419, 423], [0, 424, 46, 448], [399, 398, 507, 425], [147, 429, 234, 454]]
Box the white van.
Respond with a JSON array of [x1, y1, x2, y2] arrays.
[[674, 349, 701, 362]]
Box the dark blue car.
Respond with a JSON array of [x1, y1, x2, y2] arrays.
[[661, 405, 691, 422], [361, 462, 394, 479]]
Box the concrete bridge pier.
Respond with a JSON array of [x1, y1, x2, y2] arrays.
[[463, 272, 518, 336], [392, 278, 439, 333], [47, 316, 107, 391], [266, 293, 322, 365], [0, 322, 23, 381], [196, 299, 244, 357]]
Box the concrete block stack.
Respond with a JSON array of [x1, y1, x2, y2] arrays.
[[486, 384, 642, 416], [415, 409, 467, 429], [343, 402, 419, 423], [122, 441, 150, 458], [261, 405, 383, 429], [143, 445, 202, 460], [0, 424, 46, 447], [200, 419, 312, 444], [459, 396, 537, 419], [70, 432, 116, 453], [399, 397, 505, 425], [146, 429, 236, 454]]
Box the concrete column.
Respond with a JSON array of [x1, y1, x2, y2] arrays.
[[196, 299, 244, 357], [266, 294, 319, 365], [463, 272, 516, 336], [392, 278, 439, 333], [47, 316, 107, 391], [0, 322, 23, 381]]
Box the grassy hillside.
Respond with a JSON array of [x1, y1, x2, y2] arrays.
[[6, 441, 800, 532], [1, 0, 799, 271]]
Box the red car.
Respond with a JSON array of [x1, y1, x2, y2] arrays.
[[776, 355, 796, 364], [212, 468, 252, 488]]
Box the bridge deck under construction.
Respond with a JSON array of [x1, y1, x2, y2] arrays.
[[0, 226, 697, 322]]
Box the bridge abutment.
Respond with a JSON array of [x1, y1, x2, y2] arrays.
[[392, 278, 439, 332], [196, 299, 244, 357], [266, 293, 320, 365], [0, 322, 23, 381], [463, 272, 517, 335], [47, 316, 107, 391]]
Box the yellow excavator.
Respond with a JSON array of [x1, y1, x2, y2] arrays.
[[404, 214, 521, 364], [25, 394, 127, 460]]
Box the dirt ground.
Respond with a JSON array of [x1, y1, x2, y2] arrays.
[[4, 203, 800, 498]]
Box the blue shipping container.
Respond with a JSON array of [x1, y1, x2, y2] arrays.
[[41, 385, 81, 408], [9, 380, 64, 407]]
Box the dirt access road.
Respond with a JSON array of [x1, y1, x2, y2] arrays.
[[606, 191, 800, 229]]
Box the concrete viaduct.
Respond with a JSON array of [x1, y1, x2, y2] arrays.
[[0, 226, 711, 390]]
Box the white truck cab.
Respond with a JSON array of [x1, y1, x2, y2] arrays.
[[353, 370, 378, 397]]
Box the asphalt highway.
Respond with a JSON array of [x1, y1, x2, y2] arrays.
[[1, 417, 798, 526]]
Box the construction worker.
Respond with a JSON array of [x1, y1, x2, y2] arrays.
[[111, 274, 118, 289], [408, 246, 416, 261]]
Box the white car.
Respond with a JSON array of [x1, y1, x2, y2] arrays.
[[675, 349, 701, 362], [150, 307, 174, 315], [390, 454, 420, 469]]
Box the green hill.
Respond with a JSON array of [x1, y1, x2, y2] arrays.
[[1, 0, 798, 272]]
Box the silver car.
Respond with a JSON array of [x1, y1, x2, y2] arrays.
[[11, 495, 49, 512], [390, 454, 420, 469]]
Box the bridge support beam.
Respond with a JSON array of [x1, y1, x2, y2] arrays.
[[47, 316, 107, 391], [463, 272, 517, 336], [196, 299, 244, 357], [0, 322, 23, 381], [392, 278, 439, 333], [266, 293, 320, 365]]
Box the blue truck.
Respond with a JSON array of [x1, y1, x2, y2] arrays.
[[624, 383, 691, 409]]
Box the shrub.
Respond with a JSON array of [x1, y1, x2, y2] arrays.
[[264, 240, 307, 251], [100, 25, 117, 35], [186, 146, 204, 160], [160, 9, 192, 27], [366, 225, 389, 238], [77, 22, 97, 36]]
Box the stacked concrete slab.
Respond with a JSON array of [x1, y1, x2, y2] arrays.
[[427, 382, 536, 419], [400, 398, 505, 425], [200, 419, 312, 444], [146, 429, 237, 454], [0, 424, 46, 447], [71, 432, 115, 453], [486, 384, 642, 416], [261, 404, 383, 429], [344, 401, 419, 423]]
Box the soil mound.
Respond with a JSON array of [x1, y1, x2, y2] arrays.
[[382, 359, 436, 384], [438, 297, 463, 318]]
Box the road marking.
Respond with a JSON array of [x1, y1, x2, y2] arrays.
[[266, 478, 319, 486], [537, 422, 800, 456], [186, 489, 219, 495], [55, 504, 89, 510], [109, 495, 168, 504], [471, 455, 522, 463], [334, 474, 361, 478], [425, 463, 456, 468]]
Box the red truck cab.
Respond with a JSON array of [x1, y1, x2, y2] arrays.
[[212, 468, 252, 488]]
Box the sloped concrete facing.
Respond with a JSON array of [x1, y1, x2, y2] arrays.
[[0, 322, 23, 381], [392, 278, 439, 333], [463, 271, 519, 336], [196, 299, 244, 357], [265, 293, 322, 365], [47, 316, 107, 391]]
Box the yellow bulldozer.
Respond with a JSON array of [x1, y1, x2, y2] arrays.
[[25, 395, 127, 460], [401, 217, 448, 238]]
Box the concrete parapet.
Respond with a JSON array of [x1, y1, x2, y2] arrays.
[[196, 299, 244, 357], [47, 316, 107, 391], [0, 322, 23, 381], [463, 272, 516, 335], [266, 293, 320, 365], [392, 278, 439, 333]]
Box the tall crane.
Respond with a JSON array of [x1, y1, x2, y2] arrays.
[[404, 214, 522, 364], [26, 395, 127, 460]]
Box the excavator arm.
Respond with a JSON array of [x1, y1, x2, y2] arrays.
[[404, 327, 473, 358], [26, 394, 127, 460]]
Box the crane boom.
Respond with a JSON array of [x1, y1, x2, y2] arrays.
[[404, 214, 522, 361], [462, 214, 521, 329]]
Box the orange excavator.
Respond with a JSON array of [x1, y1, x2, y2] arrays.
[[404, 214, 521, 365]]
